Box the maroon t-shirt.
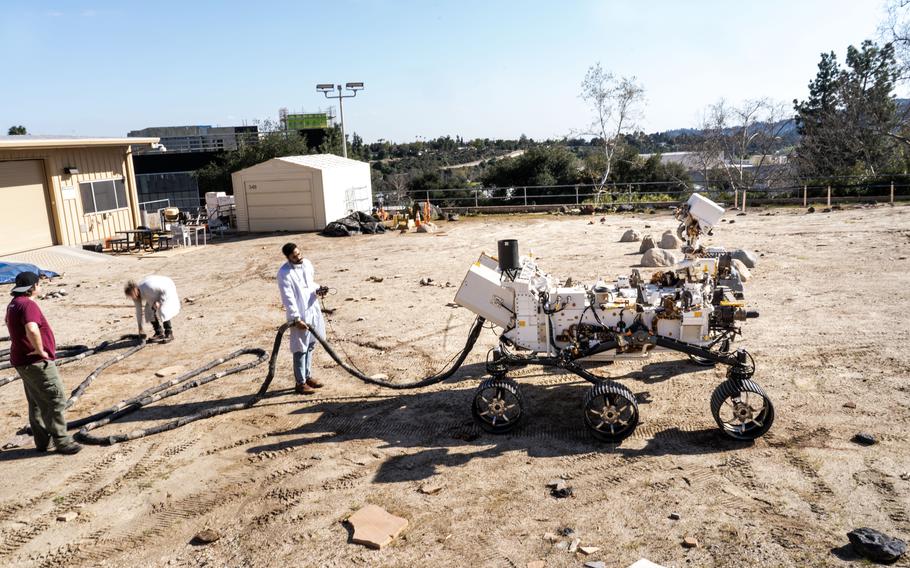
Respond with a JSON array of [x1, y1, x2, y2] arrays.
[[5, 296, 56, 366]]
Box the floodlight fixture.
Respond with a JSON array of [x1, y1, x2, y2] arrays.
[[316, 81, 366, 158]]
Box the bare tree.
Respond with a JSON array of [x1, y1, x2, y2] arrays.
[[580, 63, 645, 191], [384, 173, 411, 206], [694, 98, 791, 201]]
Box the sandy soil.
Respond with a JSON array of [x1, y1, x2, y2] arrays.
[[1, 204, 909, 568]]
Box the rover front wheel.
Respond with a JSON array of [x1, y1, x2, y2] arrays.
[[710, 378, 774, 440], [471, 377, 526, 434]]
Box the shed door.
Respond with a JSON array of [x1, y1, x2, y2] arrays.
[[245, 178, 317, 231], [0, 160, 55, 256]]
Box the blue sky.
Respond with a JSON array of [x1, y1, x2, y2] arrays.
[[0, 0, 885, 142]]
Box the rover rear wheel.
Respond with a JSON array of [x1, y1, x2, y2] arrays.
[[710, 378, 774, 440], [472, 377, 526, 434], [583, 380, 639, 443]]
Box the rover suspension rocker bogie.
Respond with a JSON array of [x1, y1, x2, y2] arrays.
[[455, 193, 774, 443]]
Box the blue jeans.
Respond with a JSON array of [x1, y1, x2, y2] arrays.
[[293, 349, 314, 386]]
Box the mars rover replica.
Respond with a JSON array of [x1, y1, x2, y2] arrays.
[[455, 194, 774, 443]]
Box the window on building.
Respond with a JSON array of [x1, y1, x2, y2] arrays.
[[79, 179, 128, 214]]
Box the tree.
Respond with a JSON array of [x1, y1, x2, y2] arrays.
[[195, 121, 312, 193], [693, 98, 792, 195], [7, 125, 27, 135], [794, 41, 899, 179], [579, 63, 645, 190]]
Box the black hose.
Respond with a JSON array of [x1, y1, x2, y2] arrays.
[[20, 316, 485, 446], [306, 316, 486, 389]]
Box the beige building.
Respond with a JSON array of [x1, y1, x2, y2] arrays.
[[231, 154, 372, 232], [0, 135, 158, 256]]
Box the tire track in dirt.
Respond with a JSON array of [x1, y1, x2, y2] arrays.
[[0, 439, 201, 561], [857, 458, 910, 531], [784, 450, 835, 518]]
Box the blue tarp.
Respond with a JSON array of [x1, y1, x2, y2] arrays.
[[0, 262, 59, 285]]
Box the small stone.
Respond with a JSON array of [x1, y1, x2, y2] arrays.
[[807, 207, 815, 213], [848, 527, 907, 563], [58, 290, 68, 296], [192, 529, 221, 544], [728, 219, 735, 224], [556, 541, 569, 550], [682, 536, 699, 548], [371, 373, 388, 380], [731, 249, 758, 268], [852, 432, 876, 445], [620, 229, 641, 242], [367, 276, 384, 283], [658, 231, 682, 249], [900, 473, 910, 481], [419, 481, 445, 495], [551, 485, 573, 498], [641, 248, 680, 267], [346, 504, 408, 549], [639, 235, 656, 253], [668, 512, 681, 520], [568, 538, 580, 552], [445, 281, 453, 287], [558, 527, 576, 537], [356, 317, 366, 322], [843, 401, 856, 409], [154, 365, 185, 378], [579, 546, 600, 555], [184, 297, 196, 304], [57, 511, 78, 522], [584, 562, 606, 568]]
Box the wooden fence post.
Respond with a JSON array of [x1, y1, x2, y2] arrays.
[[734, 188, 739, 209], [892, 181, 895, 205], [803, 185, 807, 208], [742, 190, 747, 212], [827, 185, 831, 208]]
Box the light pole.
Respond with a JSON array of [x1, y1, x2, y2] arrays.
[[316, 82, 364, 158]]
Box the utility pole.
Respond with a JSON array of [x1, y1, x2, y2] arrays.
[[316, 82, 365, 158]]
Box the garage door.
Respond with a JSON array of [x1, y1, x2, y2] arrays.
[[0, 160, 55, 256], [245, 178, 317, 231]]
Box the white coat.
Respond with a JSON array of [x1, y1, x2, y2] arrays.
[[277, 259, 325, 353], [133, 275, 181, 331]]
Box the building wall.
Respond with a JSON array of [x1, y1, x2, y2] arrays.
[[232, 162, 321, 232], [0, 145, 140, 247]]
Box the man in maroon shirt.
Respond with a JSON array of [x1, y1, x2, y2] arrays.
[[5, 272, 81, 455]]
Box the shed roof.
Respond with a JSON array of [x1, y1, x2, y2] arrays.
[[0, 135, 159, 150], [275, 154, 366, 169]]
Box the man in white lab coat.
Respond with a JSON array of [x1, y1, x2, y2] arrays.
[[124, 275, 181, 343], [277, 242, 327, 395]]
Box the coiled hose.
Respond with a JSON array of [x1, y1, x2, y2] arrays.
[[62, 316, 485, 445]]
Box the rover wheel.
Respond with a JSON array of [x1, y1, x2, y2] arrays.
[[583, 380, 639, 443], [710, 378, 775, 440], [472, 377, 525, 434], [689, 336, 732, 367]]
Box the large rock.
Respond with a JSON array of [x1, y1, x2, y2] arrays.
[[731, 258, 751, 282], [641, 248, 680, 267], [731, 249, 758, 268], [620, 229, 641, 242], [639, 235, 656, 253], [658, 231, 683, 250], [848, 528, 906, 563]]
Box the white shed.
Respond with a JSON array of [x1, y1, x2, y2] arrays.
[[230, 154, 372, 232]]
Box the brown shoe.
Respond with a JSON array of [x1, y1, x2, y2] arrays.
[[295, 383, 316, 395], [305, 378, 324, 388]]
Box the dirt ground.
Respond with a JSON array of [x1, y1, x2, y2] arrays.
[[1, 204, 909, 568]]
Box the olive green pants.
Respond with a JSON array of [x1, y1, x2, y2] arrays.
[[16, 360, 73, 449]]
